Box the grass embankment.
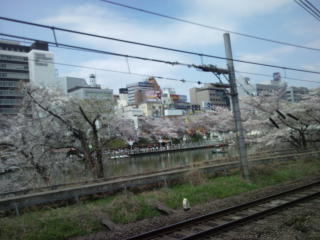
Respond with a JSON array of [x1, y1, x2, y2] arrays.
[[1, 158, 320, 240]]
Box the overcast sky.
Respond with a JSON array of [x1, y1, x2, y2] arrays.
[[1, 0, 320, 96]]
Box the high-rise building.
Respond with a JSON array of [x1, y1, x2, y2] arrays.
[[0, 40, 56, 114], [189, 83, 230, 109], [127, 77, 161, 106]]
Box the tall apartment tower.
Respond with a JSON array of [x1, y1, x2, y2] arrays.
[[0, 40, 56, 114]]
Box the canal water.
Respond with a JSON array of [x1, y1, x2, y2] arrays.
[[104, 146, 255, 177]]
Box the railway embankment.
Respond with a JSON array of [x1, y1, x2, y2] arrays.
[[0, 153, 320, 240]]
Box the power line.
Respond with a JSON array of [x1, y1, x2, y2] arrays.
[[2, 35, 318, 85], [236, 70, 320, 84], [100, 0, 320, 52], [294, 0, 320, 22], [25, 56, 320, 85], [1, 16, 309, 73], [33, 59, 195, 84], [304, 0, 320, 16], [2, 32, 320, 76], [0, 33, 197, 67]]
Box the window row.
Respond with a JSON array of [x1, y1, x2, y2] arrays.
[[0, 63, 28, 71], [0, 90, 23, 96], [0, 81, 20, 87], [0, 107, 19, 114], [0, 99, 22, 105], [0, 54, 28, 62], [0, 72, 29, 80]]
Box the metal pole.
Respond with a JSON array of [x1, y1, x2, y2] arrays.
[[223, 33, 250, 180]]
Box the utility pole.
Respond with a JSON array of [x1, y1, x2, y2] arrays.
[[192, 33, 250, 180], [223, 33, 250, 180]]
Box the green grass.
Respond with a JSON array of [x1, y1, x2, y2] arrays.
[[0, 158, 320, 240], [163, 175, 258, 209]]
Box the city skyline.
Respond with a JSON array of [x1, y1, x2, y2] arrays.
[[1, 0, 320, 97]]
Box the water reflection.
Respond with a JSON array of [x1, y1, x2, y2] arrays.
[[104, 146, 246, 177]]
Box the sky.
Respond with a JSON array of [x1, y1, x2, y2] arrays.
[[1, 0, 320, 97]]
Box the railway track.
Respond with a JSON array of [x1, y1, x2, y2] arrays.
[[125, 180, 320, 240]]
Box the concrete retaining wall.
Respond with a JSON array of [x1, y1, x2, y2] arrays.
[[1, 151, 319, 213]]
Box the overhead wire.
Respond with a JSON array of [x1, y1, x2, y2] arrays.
[[294, 0, 320, 22], [0, 33, 197, 68], [2, 35, 319, 85], [235, 70, 320, 84], [99, 0, 320, 52], [1, 40, 318, 87], [1, 17, 320, 76], [30, 59, 194, 84], [4, 36, 319, 87], [304, 0, 320, 15], [2, 32, 320, 76]]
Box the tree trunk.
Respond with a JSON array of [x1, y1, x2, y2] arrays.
[[92, 125, 104, 179], [300, 131, 307, 150]]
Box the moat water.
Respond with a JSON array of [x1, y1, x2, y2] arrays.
[[103, 146, 256, 177]]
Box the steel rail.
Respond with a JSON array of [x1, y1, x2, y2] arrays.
[[125, 180, 320, 240]]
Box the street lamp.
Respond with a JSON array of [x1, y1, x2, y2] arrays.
[[159, 137, 163, 149], [183, 135, 187, 147], [127, 139, 134, 150]]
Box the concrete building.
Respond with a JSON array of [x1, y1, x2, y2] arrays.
[[237, 77, 257, 97], [162, 88, 189, 110], [284, 86, 309, 102], [116, 88, 129, 108], [164, 109, 184, 117], [58, 74, 113, 101], [256, 72, 286, 96], [237, 73, 309, 103], [57, 76, 88, 94], [139, 102, 163, 117], [0, 40, 55, 114], [127, 77, 161, 106], [116, 105, 143, 129], [68, 86, 113, 100], [189, 83, 230, 110]]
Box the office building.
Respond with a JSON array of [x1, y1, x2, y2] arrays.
[[189, 83, 230, 109], [67, 74, 113, 101], [256, 72, 286, 96], [237, 77, 257, 97], [237, 73, 309, 103], [57, 76, 88, 94], [0, 40, 56, 114], [127, 77, 161, 106], [284, 86, 309, 102]]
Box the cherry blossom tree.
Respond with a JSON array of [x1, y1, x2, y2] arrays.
[[241, 88, 320, 150], [0, 83, 137, 191], [139, 107, 234, 141]]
